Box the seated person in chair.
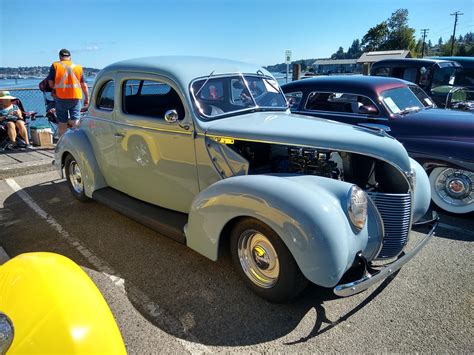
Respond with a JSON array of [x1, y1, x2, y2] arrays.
[[0, 91, 32, 150]]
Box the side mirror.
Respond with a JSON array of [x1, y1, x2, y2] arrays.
[[358, 104, 378, 115], [164, 109, 179, 123]]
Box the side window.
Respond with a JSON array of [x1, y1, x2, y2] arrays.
[[96, 80, 115, 110], [122, 79, 185, 120], [305, 92, 379, 115], [402, 68, 418, 83], [284, 92, 302, 109], [374, 67, 390, 77]]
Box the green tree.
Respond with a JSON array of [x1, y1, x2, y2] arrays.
[[347, 39, 363, 59], [331, 46, 346, 59], [361, 22, 389, 51], [382, 9, 416, 50]]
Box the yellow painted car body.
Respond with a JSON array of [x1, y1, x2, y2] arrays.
[[0, 252, 126, 354]]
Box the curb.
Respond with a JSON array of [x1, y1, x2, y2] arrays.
[[0, 159, 55, 179]]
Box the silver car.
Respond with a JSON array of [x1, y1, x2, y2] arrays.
[[54, 56, 437, 302]]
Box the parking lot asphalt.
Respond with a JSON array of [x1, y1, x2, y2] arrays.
[[1, 171, 473, 353]]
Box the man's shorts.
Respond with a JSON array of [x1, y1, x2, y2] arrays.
[[55, 99, 81, 123]]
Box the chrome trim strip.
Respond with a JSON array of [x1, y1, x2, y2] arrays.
[[85, 116, 194, 136], [333, 211, 438, 297]]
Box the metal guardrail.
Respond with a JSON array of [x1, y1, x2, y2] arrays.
[[3, 86, 92, 117]]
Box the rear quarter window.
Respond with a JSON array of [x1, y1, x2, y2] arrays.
[[96, 80, 115, 110]]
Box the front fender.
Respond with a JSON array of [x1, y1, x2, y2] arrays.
[[186, 174, 370, 287], [0, 253, 126, 354], [410, 158, 432, 222], [54, 130, 107, 197]]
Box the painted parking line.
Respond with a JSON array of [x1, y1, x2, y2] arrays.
[[5, 178, 209, 354]]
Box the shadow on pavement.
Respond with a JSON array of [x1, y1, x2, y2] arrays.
[[0, 178, 413, 346]]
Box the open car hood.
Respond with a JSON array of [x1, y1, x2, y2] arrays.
[[204, 111, 412, 172]]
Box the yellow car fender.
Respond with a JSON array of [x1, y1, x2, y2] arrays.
[[0, 252, 126, 354]]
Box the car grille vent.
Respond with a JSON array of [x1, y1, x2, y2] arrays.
[[368, 192, 412, 259]]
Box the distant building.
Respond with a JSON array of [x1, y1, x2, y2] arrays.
[[357, 50, 412, 74], [313, 59, 360, 75]]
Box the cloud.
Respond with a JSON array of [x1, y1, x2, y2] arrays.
[[71, 45, 102, 53]]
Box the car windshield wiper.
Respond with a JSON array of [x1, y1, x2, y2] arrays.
[[399, 106, 421, 115], [195, 70, 215, 97]]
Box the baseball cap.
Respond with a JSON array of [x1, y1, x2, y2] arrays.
[[59, 49, 71, 57]]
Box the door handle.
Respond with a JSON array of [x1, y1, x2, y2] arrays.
[[114, 132, 125, 138]]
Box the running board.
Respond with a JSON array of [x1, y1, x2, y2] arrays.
[[92, 188, 187, 244]]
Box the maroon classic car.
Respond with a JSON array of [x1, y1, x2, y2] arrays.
[[282, 76, 474, 214]]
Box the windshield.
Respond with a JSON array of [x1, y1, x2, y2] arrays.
[[454, 68, 474, 87], [431, 67, 456, 89], [409, 85, 435, 108], [190, 74, 287, 119], [380, 86, 424, 114]]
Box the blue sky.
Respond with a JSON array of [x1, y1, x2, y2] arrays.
[[0, 0, 472, 68]]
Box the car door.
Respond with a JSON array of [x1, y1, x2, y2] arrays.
[[84, 76, 121, 189], [296, 90, 390, 131], [113, 73, 199, 213]]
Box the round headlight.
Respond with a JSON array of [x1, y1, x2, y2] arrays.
[[0, 313, 14, 354], [348, 185, 368, 230]]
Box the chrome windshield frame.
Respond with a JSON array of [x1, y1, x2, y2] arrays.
[[189, 73, 288, 121]]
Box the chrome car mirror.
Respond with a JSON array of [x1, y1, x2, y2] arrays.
[[164, 109, 179, 123], [0, 313, 14, 354], [358, 105, 378, 115]]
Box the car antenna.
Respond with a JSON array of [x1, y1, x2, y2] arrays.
[[195, 70, 215, 97]]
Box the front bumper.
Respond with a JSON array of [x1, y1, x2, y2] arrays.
[[334, 211, 439, 297]]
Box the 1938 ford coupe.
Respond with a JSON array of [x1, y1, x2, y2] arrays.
[[54, 57, 436, 302]]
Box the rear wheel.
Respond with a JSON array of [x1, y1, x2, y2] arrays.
[[429, 167, 473, 214], [230, 218, 308, 302], [64, 154, 90, 202]]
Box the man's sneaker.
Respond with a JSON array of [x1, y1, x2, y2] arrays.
[[25, 144, 33, 149]]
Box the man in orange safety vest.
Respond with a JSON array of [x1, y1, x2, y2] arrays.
[[47, 49, 89, 136]]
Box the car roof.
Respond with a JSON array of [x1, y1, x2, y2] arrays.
[[372, 58, 460, 68], [98, 56, 271, 89], [282, 75, 410, 96], [434, 56, 474, 68]]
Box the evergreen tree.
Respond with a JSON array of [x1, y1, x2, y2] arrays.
[[361, 22, 389, 51]]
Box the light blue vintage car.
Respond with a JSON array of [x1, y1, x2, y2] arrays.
[[54, 56, 437, 302]]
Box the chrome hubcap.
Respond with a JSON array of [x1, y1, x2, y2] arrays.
[[237, 230, 279, 288], [434, 168, 473, 206], [68, 160, 84, 194]]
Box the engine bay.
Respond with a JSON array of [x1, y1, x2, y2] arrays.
[[230, 140, 409, 194]]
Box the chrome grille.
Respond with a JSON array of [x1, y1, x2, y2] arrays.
[[368, 192, 412, 259]]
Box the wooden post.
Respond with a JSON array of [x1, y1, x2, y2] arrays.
[[292, 64, 301, 81], [362, 63, 370, 76]]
